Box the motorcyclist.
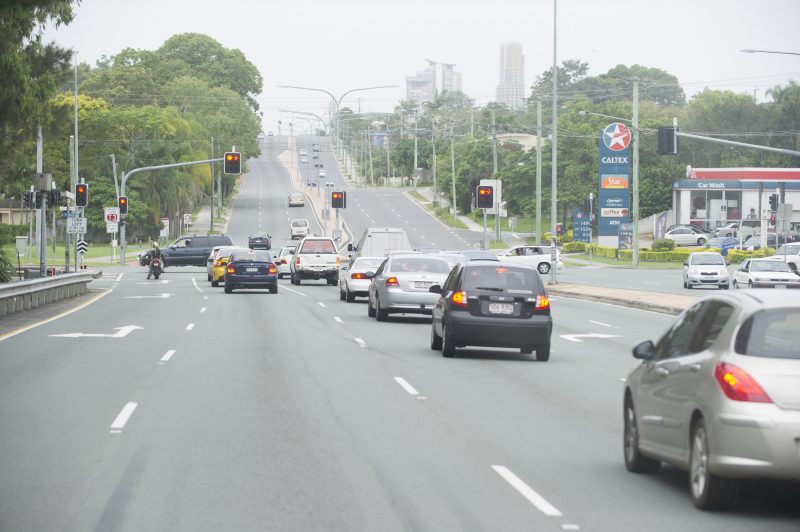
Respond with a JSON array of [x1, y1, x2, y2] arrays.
[[147, 242, 163, 279]]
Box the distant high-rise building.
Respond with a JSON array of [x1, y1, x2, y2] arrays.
[[441, 63, 462, 93], [406, 64, 437, 106], [496, 42, 525, 110]]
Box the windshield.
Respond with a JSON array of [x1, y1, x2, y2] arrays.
[[232, 250, 271, 262], [750, 261, 791, 272], [353, 258, 384, 270], [300, 240, 336, 253], [691, 254, 724, 265], [292, 220, 308, 227], [736, 309, 800, 359], [462, 265, 541, 293], [389, 257, 451, 274]]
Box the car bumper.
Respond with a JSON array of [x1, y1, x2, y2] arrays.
[[381, 290, 441, 314], [345, 279, 371, 295], [749, 280, 800, 288], [295, 268, 338, 280], [225, 273, 278, 288], [277, 264, 291, 275], [687, 274, 729, 286], [709, 405, 800, 480], [448, 311, 552, 348], [213, 266, 226, 281]]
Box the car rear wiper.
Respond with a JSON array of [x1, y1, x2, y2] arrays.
[[473, 286, 503, 291]]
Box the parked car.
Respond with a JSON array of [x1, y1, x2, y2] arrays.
[[290, 218, 310, 240], [161, 234, 234, 267], [247, 231, 272, 250], [732, 258, 800, 289], [496, 245, 563, 275], [683, 252, 729, 289], [430, 261, 553, 360], [712, 220, 760, 240], [339, 256, 384, 302], [210, 246, 247, 287], [762, 243, 800, 272], [703, 236, 739, 257], [742, 233, 787, 251], [288, 193, 305, 207], [367, 253, 451, 321], [623, 291, 800, 510], [273, 244, 297, 279], [666, 224, 713, 234], [224, 249, 278, 294], [665, 226, 709, 246]]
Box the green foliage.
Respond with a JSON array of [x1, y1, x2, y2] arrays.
[[652, 238, 676, 251], [563, 241, 586, 253], [727, 248, 775, 263], [0, 223, 28, 246], [589, 245, 619, 258], [0, 248, 15, 283]]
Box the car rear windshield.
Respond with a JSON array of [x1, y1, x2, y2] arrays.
[[692, 254, 724, 265], [300, 240, 336, 253], [232, 250, 271, 262], [462, 265, 542, 294], [389, 257, 450, 274], [354, 258, 384, 270], [292, 220, 308, 227], [735, 309, 800, 359]]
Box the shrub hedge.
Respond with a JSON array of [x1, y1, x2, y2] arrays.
[[0, 224, 28, 246]]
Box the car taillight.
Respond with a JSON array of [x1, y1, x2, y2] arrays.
[[295, 257, 301, 265], [280, 258, 287, 264], [226, 265, 235, 274], [352, 273, 365, 279], [451, 291, 468, 307], [535, 295, 550, 310], [268, 264, 277, 274], [385, 276, 399, 287], [714, 363, 772, 403]]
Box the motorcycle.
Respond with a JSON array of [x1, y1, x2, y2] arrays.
[[149, 257, 163, 280]]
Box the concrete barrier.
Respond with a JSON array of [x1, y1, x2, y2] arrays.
[[0, 272, 98, 317]]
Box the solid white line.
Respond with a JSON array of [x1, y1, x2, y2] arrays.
[[619, 377, 627, 382], [394, 377, 419, 396], [491, 465, 563, 517], [159, 350, 176, 363], [110, 402, 138, 432], [281, 285, 307, 297], [354, 338, 366, 348], [590, 320, 612, 328], [318, 302, 326, 308], [203, 295, 208, 300], [334, 316, 343, 323], [192, 277, 202, 293], [115, 273, 123, 282], [185, 323, 194, 331], [562, 525, 581, 531], [200, 307, 207, 313]]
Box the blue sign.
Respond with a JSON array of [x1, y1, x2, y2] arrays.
[[598, 125, 631, 240], [60, 209, 77, 219], [572, 208, 591, 243], [618, 222, 634, 250]]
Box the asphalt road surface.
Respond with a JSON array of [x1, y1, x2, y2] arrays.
[[1, 141, 797, 531]]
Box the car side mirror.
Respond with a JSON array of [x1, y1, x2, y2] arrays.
[[170, 245, 177, 249], [341, 266, 348, 271], [632, 340, 656, 361], [429, 284, 442, 294], [347, 243, 354, 252], [683, 261, 688, 266]]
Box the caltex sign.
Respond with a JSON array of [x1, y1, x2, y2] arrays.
[[597, 123, 631, 247], [602, 122, 632, 151]]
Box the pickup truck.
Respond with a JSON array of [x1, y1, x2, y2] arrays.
[[496, 245, 563, 275], [290, 236, 341, 285]]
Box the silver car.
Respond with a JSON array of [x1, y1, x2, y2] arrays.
[[732, 258, 800, 289], [339, 256, 384, 302], [367, 253, 451, 321], [682, 252, 729, 289], [623, 291, 800, 510]]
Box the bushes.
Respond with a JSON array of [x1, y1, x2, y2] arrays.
[[563, 241, 586, 253], [0, 224, 28, 246], [727, 248, 775, 263], [651, 238, 675, 251]]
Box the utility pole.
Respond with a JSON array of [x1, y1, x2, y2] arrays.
[[210, 136, 215, 233], [491, 109, 500, 241], [536, 99, 543, 245], [450, 126, 457, 216], [37, 125, 46, 277], [73, 56, 80, 272], [66, 136, 73, 273], [632, 80, 640, 266], [368, 130, 375, 187], [470, 108, 475, 139], [413, 111, 419, 189], [551, 0, 559, 261], [432, 121, 437, 206]]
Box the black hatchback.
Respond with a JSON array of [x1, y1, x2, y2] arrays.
[[224, 250, 278, 294], [430, 262, 552, 360]]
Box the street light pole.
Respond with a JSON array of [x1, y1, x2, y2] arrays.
[[551, 0, 559, 248], [632, 80, 640, 266]]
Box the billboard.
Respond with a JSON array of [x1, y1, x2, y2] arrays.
[[598, 123, 631, 247], [572, 208, 591, 243]]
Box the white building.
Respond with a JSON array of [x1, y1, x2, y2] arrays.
[[441, 63, 462, 93], [405, 64, 436, 106], [496, 42, 525, 110]]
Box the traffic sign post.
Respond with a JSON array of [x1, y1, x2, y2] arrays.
[[67, 218, 87, 234]]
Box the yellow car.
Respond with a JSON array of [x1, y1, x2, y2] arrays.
[[211, 246, 246, 286]]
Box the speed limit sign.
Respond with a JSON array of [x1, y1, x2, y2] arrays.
[[105, 207, 120, 222]]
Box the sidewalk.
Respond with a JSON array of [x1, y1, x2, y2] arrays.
[[547, 282, 697, 315]]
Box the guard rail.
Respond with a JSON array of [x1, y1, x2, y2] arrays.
[[0, 271, 98, 316]]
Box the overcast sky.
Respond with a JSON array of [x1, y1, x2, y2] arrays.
[[42, 0, 800, 134]]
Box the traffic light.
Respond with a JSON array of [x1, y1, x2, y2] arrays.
[[769, 194, 778, 211], [34, 190, 43, 209], [118, 196, 128, 215], [223, 151, 241, 174], [476, 185, 494, 209], [657, 126, 678, 155], [49, 188, 61, 206], [75, 183, 88, 207], [331, 191, 346, 209], [23, 190, 32, 208]]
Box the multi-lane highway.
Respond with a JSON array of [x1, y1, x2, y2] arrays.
[[0, 137, 797, 531]]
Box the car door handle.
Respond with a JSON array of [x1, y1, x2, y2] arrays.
[[654, 367, 670, 377]]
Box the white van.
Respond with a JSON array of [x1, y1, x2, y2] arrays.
[[290, 218, 310, 239], [348, 227, 412, 260]]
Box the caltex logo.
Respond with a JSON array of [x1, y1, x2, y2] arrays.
[[603, 122, 631, 151]]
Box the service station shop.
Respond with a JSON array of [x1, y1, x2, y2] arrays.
[[672, 167, 800, 231]]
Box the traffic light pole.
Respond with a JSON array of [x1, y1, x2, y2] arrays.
[[119, 158, 223, 264]]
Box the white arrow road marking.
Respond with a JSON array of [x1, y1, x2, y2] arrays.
[[110, 402, 138, 433], [492, 465, 563, 517], [559, 333, 621, 343], [124, 293, 172, 299], [50, 325, 143, 338]]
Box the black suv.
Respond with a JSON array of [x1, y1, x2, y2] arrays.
[[161, 235, 234, 267]]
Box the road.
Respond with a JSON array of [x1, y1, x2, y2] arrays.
[[0, 138, 797, 531]]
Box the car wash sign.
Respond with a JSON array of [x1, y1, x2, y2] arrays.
[[597, 122, 631, 247]]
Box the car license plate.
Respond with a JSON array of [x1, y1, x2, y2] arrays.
[[246, 267, 258, 273], [415, 281, 432, 288], [775, 284, 786, 289], [489, 303, 514, 314]]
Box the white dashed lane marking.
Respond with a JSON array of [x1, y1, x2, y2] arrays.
[[110, 402, 138, 434], [354, 338, 366, 348], [158, 350, 176, 364], [491, 465, 563, 517]]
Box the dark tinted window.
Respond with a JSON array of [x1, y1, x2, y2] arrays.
[[461, 265, 542, 294], [191, 236, 210, 248], [655, 302, 705, 360], [735, 309, 800, 359], [688, 301, 735, 353], [209, 235, 233, 246], [442, 264, 462, 291]]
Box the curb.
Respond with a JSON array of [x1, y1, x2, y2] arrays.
[[547, 288, 685, 315]]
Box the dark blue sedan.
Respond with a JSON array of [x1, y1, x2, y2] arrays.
[[224, 250, 278, 294]]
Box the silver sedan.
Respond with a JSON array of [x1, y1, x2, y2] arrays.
[[623, 291, 800, 510], [367, 254, 452, 321]]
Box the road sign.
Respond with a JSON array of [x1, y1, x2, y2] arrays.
[[183, 213, 192, 225], [105, 207, 120, 222], [76, 240, 88, 254], [106, 222, 119, 234], [60, 208, 77, 219], [67, 217, 87, 234]]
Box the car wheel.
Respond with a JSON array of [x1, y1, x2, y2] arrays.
[[367, 294, 376, 318], [623, 396, 661, 474], [211, 280, 219, 287], [683, 279, 687, 289], [732, 280, 738, 289], [535, 342, 551, 362], [339, 288, 346, 301], [430, 322, 443, 350], [207, 273, 212, 282], [345, 289, 355, 303], [687, 283, 693, 290], [442, 322, 456, 358], [520, 344, 534, 355], [538, 262, 551, 274], [690, 418, 737, 510], [376, 296, 388, 322], [719, 283, 729, 290], [224, 284, 232, 294], [269, 284, 278, 294], [697, 237, 707, 246], [748, 281, 753, 289]]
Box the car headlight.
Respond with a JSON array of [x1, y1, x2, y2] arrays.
[[689, 268, 700, 276]]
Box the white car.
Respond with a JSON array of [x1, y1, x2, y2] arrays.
[[288, 193, 304, 207], [319, 169, 326, 178], [273, 244, 297, 278], [682, 251, 729, 289], [290, 218, 310, 240], [339, 256, 385, 302], [496, 245, 562, 275], [665, 226, 709, 246], [732, 258, 800, 289], [763, 243, 800, 273]]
